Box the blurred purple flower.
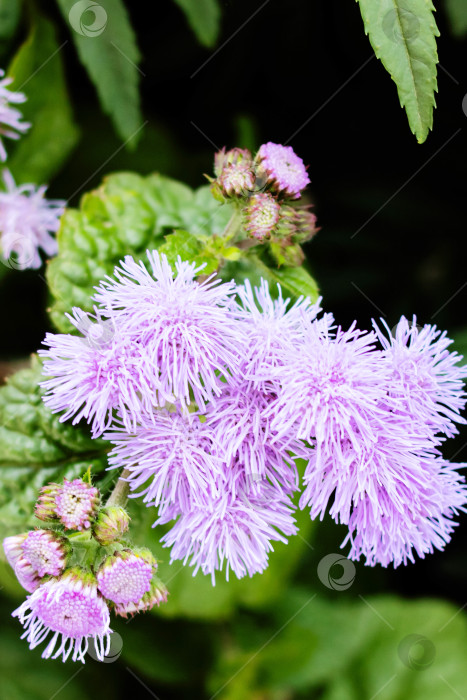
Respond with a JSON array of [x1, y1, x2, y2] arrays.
[[0, 69, 30, 161]]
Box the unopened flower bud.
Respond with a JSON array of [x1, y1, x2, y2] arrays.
[[93, 506, 130, 546], [14, 559, 41, 593], [21, 529, 68, 578], [97, 551, 153, 605], [114, 575, 168, 617], [213, 147, 256, 199], [3, 533, 28, 569], [244, 192, 280, 242], [34, 482, 61, 522], [54, 479, 100, 531]]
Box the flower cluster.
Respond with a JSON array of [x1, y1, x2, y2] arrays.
[[3, 477, 167, 663], [210, 142, 318, 254], [0, 69, 64, 270], [38, 252, 467, 583]]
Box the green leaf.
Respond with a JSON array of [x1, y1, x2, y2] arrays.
[[0, 0, 21, 41], [222, 254, 320, 303], [6, 12, 79, 183], [356, 0, 439, 143], [55, 0, 143, 144], [444, 0, 467, 37], [47, 175, 231, 331], [173, 0, 221, 47]]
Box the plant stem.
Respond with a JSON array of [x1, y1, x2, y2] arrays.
[[222, 207, 243, 241], [106, 468, 131, 507]]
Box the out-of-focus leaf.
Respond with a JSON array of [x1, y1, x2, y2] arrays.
[[209, 589, 467, 699], [444, 0, 467, 37], [173, 0, 221, 47], [6, 12, 79, 183], [0, 0, 21, 41], [55, 0, 142, 144], [356, 0, 439, 143]]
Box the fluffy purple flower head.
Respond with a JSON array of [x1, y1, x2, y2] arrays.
[[97, 552, 153, 605], [342, 455, 467, 567], [39, 308, 156, 438], [20, 530, 67, 578], [54, 478, 100, 530], [269, 322, 389, 454], [374, 317, 467, 438], [158, 479, 297, 583], [0, 70, 30, 161], [93, 252, 244, 410], [12, 569, 111, 663], [256, 142, 310, 199], [0, 169, 64, 269], [205, 376, 306, 494], [244, 192, 280, 241], [106, 409, 222, 515], [235, 278, 326, 380]]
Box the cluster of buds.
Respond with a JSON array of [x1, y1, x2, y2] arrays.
[[2, 476, 168, 663], [210, 142, 318, 255]]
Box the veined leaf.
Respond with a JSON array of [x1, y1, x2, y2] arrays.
[[356, 0, 439, 143], [55, 0, 143, 144]]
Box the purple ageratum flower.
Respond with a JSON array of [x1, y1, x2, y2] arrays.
[[97, 552, 153, 605], [114, 576, 168, 617], [92, 252, 244, 410], [106, 409, 223, 515], [3, 533, 28, 569], [157, 477, 297, 583], [39, 308, 158, 438], [54, 479, 100, 530], [256, 142, 310, 199], [0, 70, 30, 161], [12, 570, 111, 663], [235, 278, 327, 381], [373, 317, 467, 438], [268, 322, 390, 456], [20, 530, 67, 578], [0, 169, 65, 269], [342, 455, 467, 567], [205, 375, 307, 494], [15, 560, 41, 593]]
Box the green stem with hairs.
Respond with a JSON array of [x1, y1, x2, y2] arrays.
[[106, 468, 131, 507]]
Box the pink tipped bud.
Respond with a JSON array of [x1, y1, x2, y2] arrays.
[[3, 533, 28, 568], [213, 147, 256, 199], [34, 482, 61, 522], [256, 142, 310, 199], [54, 479, 100, 531], [21, 529, 68, 578], [93, 506, 130, 546], [114, 576, 168, 618], [97, 551, 153, 605], [14, 559, 41, 593], [244, 192, 281, 242]]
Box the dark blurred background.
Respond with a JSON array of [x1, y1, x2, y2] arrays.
[[1, 1, 467, 697]]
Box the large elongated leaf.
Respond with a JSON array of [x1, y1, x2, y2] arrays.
[[356, 0, 439, 143], [173, 0, 221, 47], [6, 12, 79, 183], [55, 0, 142, 144]]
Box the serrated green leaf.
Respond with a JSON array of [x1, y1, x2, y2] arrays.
[[356, 0, 439, 143], [55, 0, 142, 144], [444, 0, 467, 37], [173, 0, 221, 47], [6, 12, 79, 183], [47, 174, 231, 331]]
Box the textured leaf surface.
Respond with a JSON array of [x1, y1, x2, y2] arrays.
[[173, 0, 221, 47], [6, 12, 79, 183], [356, 0, 439, 143], [56, 0, 143, 143]]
